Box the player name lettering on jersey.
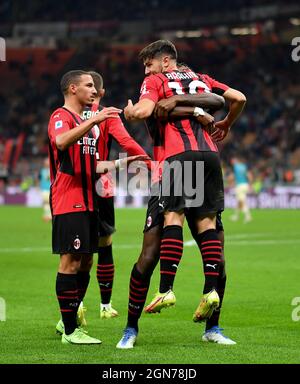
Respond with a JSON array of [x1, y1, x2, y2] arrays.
[[165, 71, 198, 80], [82, 110, 99, 120]]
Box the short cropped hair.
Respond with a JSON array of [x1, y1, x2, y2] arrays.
[[60, 70, 89, 95], [88, 71, 104, 94], [139, 40, 178, 62]]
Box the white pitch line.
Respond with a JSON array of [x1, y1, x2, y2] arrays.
[[225, 233, 272, 239], [0, 247, 50, 253], [1, 238, 300, 253], [0, 244, 141, 253]]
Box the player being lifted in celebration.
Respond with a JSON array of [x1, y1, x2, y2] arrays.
[[117, 40, 246, 348]]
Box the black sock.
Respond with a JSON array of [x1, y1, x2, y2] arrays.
[[159, 225, 183, 293], [206, 260, 226, 330], [56, 273, 78, 335], [77, 271, 90, 304], [195, 229, 222, 294], [127, 264, 151, 332], [96, 245, 114, 304]]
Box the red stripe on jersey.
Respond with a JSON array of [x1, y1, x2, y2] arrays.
[[181, 119, 199, 151], [203, 130, 217, 151]]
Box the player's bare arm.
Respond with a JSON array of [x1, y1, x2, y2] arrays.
[[96, 155, 150, 174], [154, 92, 222, 133], [154, 105, 215, 134], [124, 99, 155, 121], [56, 107, 122, 151], [211, 88, 246, 142], [154, 93, 225, 120]]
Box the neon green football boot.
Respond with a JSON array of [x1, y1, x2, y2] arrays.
[[61, 328, 101, 345], [144, 289, 176, 313], [77, 302, 87, 327], [193, 289, 220, 322], [100, 303, 119, 319]]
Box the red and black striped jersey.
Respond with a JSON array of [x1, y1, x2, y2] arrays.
[[139, 69, 229, 161], [82, 103, 149, 197], [82, 103, 147, 161], [48, 107, 99, 215]]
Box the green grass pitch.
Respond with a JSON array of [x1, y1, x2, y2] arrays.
[[0, 206, 300, 364]]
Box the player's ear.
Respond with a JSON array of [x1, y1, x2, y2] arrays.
[[162, 55, 170, 69], [100, 88, 105, 98], [69, 83, 77, 95]]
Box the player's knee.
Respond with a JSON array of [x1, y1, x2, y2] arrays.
[[196, 214, 216, 233], [164, 211, 184, 227], [59, 254, 82, 274], [98, 235, 112, 247]]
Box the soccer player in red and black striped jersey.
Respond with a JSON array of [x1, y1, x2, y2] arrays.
[[117, 40, 246, 348], [48, 70, 147, 345], [82, 71, 149, 319]]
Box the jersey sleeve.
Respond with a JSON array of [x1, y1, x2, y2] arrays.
[[201, 74, 229, 95], [139, 75, 160, 103], [108, 116, 148, 157], [48, 110, 72, 146]]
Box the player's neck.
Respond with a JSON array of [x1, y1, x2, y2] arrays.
[[164, 63, 178, 72], [63, 98, 85, 116]]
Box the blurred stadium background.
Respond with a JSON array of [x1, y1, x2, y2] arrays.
[[0, 0, 300, 207], [1, 0, 300, 365]]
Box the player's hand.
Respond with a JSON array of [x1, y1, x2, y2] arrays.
[[92, 107, 122, 124], [197, 112, 215, 134], [118, 154, 151, 169], [154, 96, 178, 120], [211, 118, 231, 142], [124, 99, 135, 121]]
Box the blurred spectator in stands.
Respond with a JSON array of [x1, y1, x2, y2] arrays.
[[39, 157, 51, 222]]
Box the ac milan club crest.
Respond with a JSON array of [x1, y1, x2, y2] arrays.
[[73, 237, 81, 250], [146, 215, 152, 227]]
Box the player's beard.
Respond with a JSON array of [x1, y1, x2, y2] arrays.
[[158, 61, 164, 74]]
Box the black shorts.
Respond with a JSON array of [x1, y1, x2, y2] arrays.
[[52, 211, 99, 254], [159, 151, 224, 215], [143, 197, 224, 234], [97, 196, 116, 237], [143, 183, 164, 232]]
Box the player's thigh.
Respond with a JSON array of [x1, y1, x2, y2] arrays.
[[137, 196, 164, 276]]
